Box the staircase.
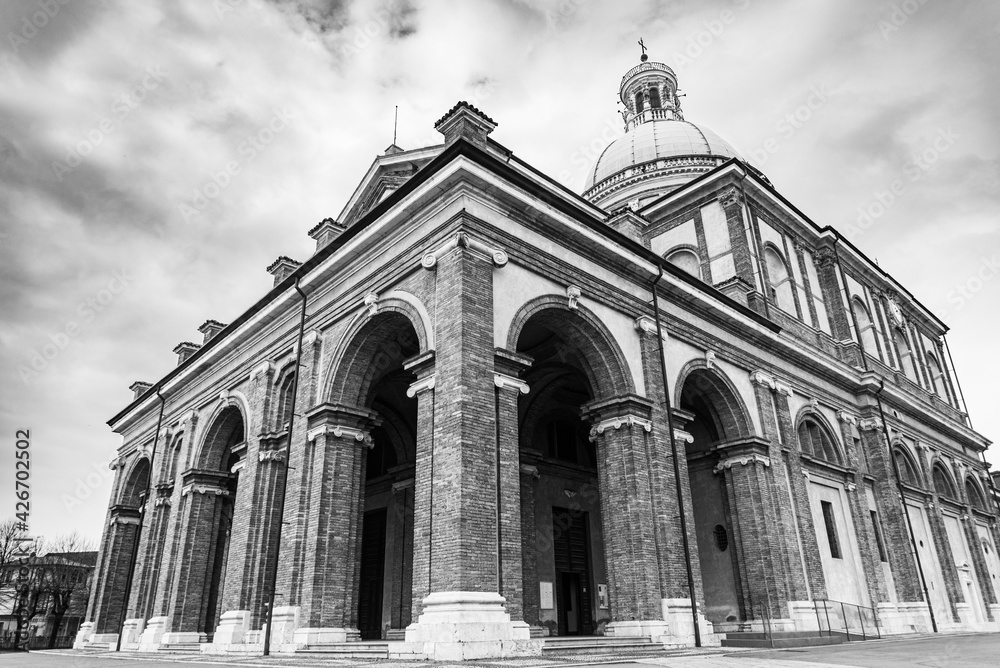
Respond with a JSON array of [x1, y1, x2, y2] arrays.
[[542, 636, 662, 656]]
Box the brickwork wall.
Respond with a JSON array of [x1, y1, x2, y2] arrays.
[[496, 383, 525, 620]]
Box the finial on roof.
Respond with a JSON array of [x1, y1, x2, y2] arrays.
[[638, 37, 648, 62]]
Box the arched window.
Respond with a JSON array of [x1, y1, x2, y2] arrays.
[[166, 435, 183, 481], [797, 417, 842, 465], [666, 248, 701, 279], [893, 329, 917, 381], [966, 477, 988, 511], [851, 298, 878, 354], [634, 91, 645, 113], [648, 86, 662, 109], [276, 372, 295, 431], [926, 353, 944, 397], [764, 246, 796, 314], [893, 447, 921, 487], [932, 463, 957, 499]]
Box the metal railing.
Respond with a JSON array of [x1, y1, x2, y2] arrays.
[[815, 599, 881, 641], [752, 603, 775, 648]]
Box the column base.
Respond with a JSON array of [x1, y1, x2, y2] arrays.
[[292, 626, 361, 646], [203, 610, 261, 654], [160, 631, 207, 645], [270, 605, 300, 652], [88, 633, 119, 650], [392, 591, 542, 660], [659, 598, 720, 647], [73, 622, 94, 650], [120, 618, 145, 650], [787, 601, 820, 631], [137, 616, 169, 651]]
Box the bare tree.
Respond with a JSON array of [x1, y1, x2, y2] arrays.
[[19, 532, 96, 648], [0, 519, 32, 615]]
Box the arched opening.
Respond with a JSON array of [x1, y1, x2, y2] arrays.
[[893, 446, 922, 487], [932, 463, 957, 500], [512, 305, 630, 637], [966, 478, 988, 512], [119, 457, 151, 508], [648, 86, 662, 109], [797, 416, 843, 466], [851, 298, 878, 354], [634, 90, 645, 113], [666, 248, 701, 279], [275, 371, 295, 431], [764, 246, 796, 314], [893, 329, 917, 382], [192, 405, 244, 640], [678, 367, 750, 627], [327, 311, 420, 640]]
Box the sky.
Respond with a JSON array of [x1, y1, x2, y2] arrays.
[[1, 0, 998, 546]]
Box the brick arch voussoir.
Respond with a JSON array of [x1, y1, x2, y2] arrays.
[[674, 359, 753, 439], [890, 439, 924, 488], [506, 296, 635, 400]]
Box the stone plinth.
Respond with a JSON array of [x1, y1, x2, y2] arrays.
[[392, 591, 541, 660], [205, 610, 250, 653], [137, 616, 169, 651], [120, 618, 145, 650], [73, 622, 94, 649], [660, 598, 719, 647]]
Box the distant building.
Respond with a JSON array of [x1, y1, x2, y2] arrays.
[[77, 52, 999, 659], [1, 551, 96, 648]]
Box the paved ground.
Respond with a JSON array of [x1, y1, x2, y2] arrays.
[[2, 634, 998, 668]]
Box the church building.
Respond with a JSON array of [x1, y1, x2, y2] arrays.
[[75, 52, 1000, 659]]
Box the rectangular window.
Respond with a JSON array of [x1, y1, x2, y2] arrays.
[[821, 500, 842, 559], [870, 510, 888, 562]]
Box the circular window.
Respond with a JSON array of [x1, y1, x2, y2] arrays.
[[714, 524, 729, 552]]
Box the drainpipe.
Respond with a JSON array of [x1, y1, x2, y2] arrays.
[[115, 389, 166, 652], [875, 380, 938, 634], [650, 267, 701, 647], [262, 279, 309, 656]]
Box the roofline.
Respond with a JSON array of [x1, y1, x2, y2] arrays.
[[110, 139, 778, 428]]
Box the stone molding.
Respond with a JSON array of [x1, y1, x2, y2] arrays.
[[406, 376, 436, 397], [673, 429, 694, 444], [153, 497, 171, 507], [363, 292, 379, 317], [253, 360, 275, 378], [181, 484, 231, 497], [749, 370, 775, 389], [306, 424, 373, 446], [859, 418, 883, 432], [391, 478, 415, 495], [634, 315, 662, 337], [520, 464, 540, 479], [258, 449, 286, 463], [420, 231, 508, 269], [109, 456, 128, 471], [566, 285, 582, 310], [714, 453, 771, 474], [494, 373, 529, 394], [589, 414, 653, 441], [837, 411, 858, 425], [720, 186, 743, 209]]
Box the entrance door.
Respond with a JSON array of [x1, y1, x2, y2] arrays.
[[358, 508, 387, 640], [552, 507, 593, 636]]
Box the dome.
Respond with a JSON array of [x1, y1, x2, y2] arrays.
[[585, 120, 741, 191]]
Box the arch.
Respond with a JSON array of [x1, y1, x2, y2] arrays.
[[965, 476, 988, 511], [648, 85, 662, 109], [118, 456, 151, 507], [665, 246, 702, 279], [851, 298, 878, 353], [507, 296, 635, 399], [794, 409, 844, 465], [763, 244, 796, 314], [674, 361, 753, 441], [274, 366, 296, 432], [326, 309, 423, 407], [931, 462, 958, 500], [161, 433, 184, 482], [194, 401, 247, 471], [892, 443, 922, 487]]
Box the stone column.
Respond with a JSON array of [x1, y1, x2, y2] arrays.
[[960, 513, 996, 620], [519, 461, 541, 630], [130, 482, 174, 623], [162, 470, 233, 644], [773, 388, 827, 599], [583, 395, 667, 639], [858, 419, 922, 601], [397, 233, 536, 661], [405, 354, 435, 623], [713, 437, 792, 626], [291, 403, 378, 645], [925, 499, 963, 622], [837, 412, 891, 608], [495, 349, 532, 624], [90, 505, 142, 641]]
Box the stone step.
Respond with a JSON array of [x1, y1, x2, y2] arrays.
[[299, 641, 391, 658], [721, 634, 847, 649], [724, 630, 834, 640], [542, 636, 658, 654], [157, 643, 203, 654]]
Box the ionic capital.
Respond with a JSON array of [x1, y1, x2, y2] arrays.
[[306, 424, 373, 447], [837, 411, 858, 426], [406, 376, 436, 397], [258, 449, 286, 463], [494, 373, 529, 394], [589, 414, 653, 441], [713, 453, 771, 474], [420, 231, 508, 269], [858, 418, 883, 432], [749, 370, 775, 390]]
